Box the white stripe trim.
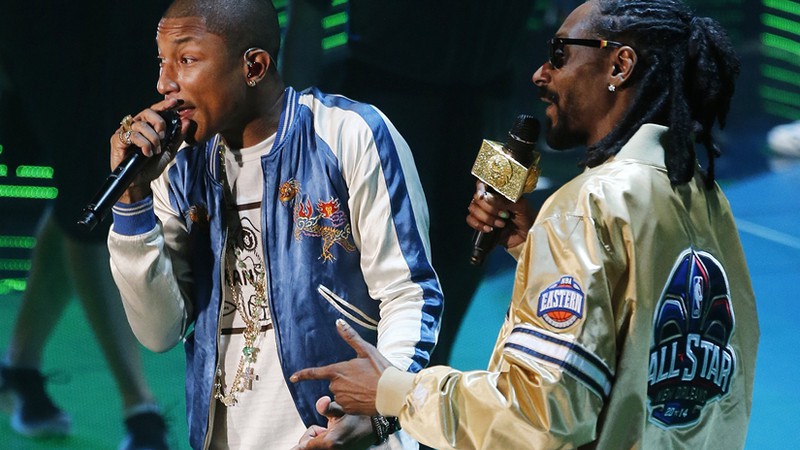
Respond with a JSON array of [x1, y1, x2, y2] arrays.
[[504, 323, 613, 397], [279, 89, 295, 143], [112, 199, 153, 216], [317, 284, 378, 330]]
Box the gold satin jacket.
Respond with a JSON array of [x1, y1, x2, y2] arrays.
[[377, 124, 759, 449]]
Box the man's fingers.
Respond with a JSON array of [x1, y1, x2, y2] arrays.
[[291, 319, 380, 383], [324, 399, 346, 418], [151, 97, 182, 112], [335, 318, 374, 358], [292, 425, 327, 449], [314, 395, 344, 419], [291, 364, 335, 382]]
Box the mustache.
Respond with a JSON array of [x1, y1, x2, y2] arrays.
[[539, 86, 558, 104]]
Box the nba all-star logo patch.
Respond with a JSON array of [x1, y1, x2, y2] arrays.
[[647, 249, 736, 428], [536, 276, 585, 330]]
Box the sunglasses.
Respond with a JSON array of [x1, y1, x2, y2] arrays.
[[548, 37, 624, 69]]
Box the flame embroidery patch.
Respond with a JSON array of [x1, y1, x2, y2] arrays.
[[278, 178, 356, 262]]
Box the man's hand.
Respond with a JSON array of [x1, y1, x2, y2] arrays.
[[466, 180, 535, 249], [291, 397, 374, 450], [290, 319, 390, 416], [109, 97, 185, 203]]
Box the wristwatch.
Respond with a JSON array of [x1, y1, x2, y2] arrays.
[[371, 415, 401, 444]]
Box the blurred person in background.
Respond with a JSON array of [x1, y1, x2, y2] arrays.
[[0, 2, 169, 449]]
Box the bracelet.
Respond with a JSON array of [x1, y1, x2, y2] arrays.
[[371, 415, 401, 444]]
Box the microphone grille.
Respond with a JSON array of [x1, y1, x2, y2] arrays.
[[509, 114, 540, 145]]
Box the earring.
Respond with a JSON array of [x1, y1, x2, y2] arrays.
[[248, 79, 257, 87], [607, 84, 616, 92]]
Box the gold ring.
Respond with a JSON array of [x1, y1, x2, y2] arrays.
[[123, 130, 133, 146], [120, 114, 134, 133]]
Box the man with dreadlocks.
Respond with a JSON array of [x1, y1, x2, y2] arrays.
[[290, 0, 759, 448]]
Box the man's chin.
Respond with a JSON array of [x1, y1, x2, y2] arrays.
[[545, 121, 585, 151], [184, 121, 201, 145], [545, 131, 577, 151]]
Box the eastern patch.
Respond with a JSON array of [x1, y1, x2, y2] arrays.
[[647, 249, 736, 428], [536, 276, 585, 330]]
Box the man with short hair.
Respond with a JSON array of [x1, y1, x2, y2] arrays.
[[291, 1, 759, 448], [106, 0, 442, 448]]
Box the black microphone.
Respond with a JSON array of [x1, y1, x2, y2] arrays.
[[469, 114, 540, 265], [77, 109, 182, 231]]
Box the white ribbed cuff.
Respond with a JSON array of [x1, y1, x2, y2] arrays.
[[376, 366, 416, 417]]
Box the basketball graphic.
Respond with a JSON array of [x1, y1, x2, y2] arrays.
[[547, 310, 572, 322]]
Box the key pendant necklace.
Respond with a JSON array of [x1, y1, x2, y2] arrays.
[[214, 246, 269, 406], [213, 143, 269, 406]]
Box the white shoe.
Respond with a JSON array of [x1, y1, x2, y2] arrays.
[[0, 365, 72, 437]]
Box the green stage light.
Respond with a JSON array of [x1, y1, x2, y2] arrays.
[[763, 101, 800, 120], [760, 85, 800, 106], [0, 259, 31, 272], [763, 0, 800, 17], [15, 165, 55, 179], [322, 11, 347, 29], [761, 32, 800, 60], [0, 278, 27, 295], [0, 235, 36, 249], [762, 13, 800, 37], [322, 32, 347, 51], [762, 64, 800, 88], [0, 184, 59, 199]]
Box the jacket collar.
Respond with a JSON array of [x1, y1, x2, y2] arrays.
[[274, 86, 298, 152], [612, 123, 669, 168], [205, 86, 299, 183]]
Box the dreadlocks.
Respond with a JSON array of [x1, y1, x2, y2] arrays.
[[585, 0, 740, 188]]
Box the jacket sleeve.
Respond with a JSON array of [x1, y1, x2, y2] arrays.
[[337, 107, 443, 373], [107, 172, 194, 353], [375, 208, 627, 449]]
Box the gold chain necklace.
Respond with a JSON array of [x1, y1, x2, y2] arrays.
[[214, 143, 270, 407], [214, 245, 269, 406]]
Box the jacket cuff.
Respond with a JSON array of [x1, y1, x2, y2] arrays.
[[112, 196, 157, 236], [376, 366, 416, 417]]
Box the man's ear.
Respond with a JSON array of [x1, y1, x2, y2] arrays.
[[609, 46, 637, 88], [243, 47, 272, 86]]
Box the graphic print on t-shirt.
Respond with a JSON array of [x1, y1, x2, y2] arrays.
[[224, 214, 270, 326]]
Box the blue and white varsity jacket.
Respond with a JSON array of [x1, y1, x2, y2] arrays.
[[108, 87, 443, 449]]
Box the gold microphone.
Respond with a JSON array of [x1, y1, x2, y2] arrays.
[[469, 115, 541, 265]]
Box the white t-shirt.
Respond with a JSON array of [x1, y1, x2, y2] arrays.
[[210, 135, 307, 449]]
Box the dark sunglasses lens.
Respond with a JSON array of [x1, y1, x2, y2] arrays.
[[548, 39, 564, 69]]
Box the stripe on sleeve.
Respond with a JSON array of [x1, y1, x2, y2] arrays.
[[504, 323, 614, 400]]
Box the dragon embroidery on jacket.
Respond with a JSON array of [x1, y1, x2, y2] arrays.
[[279, 178, 356, 262]]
